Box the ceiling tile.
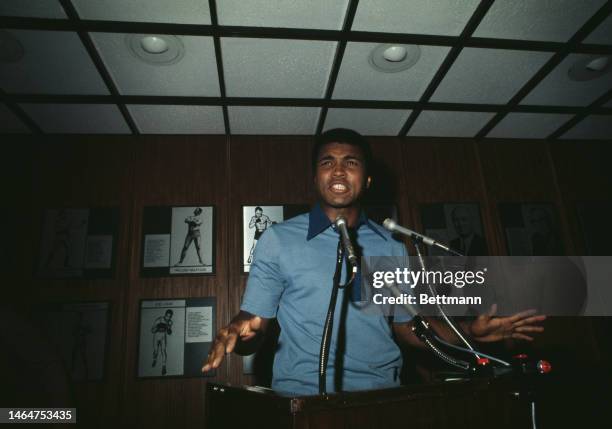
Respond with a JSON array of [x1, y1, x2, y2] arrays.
[[324, 108, 410, 135], [0, 0, 66, 19], [474, 0, 606, 42], [0, 104, 30, 133], [521, 54, 612, 106], [407, 111, 495, 137], [0, 30, 109, 95], [560, 115, 612, 139], [332, 43, 450, 100], [352, 0, 480, 35], [128, 105, 225, 134], [487, 113, 573, 139], [430, 48, 553, 104], [91, 33, 220, 96], [584, 13, 612, 44], [72, 0, 210, 24], [228, 106, 319, 134], [222, 38, 336, 98], [217, 0, 349, 30], [20, 104, 129, 134]]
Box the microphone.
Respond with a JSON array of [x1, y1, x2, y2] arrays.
[[334, 216, 358, 271], [382, 218, 462, 256]]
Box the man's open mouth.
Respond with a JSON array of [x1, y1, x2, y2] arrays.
[[330, 182, 349, 193]]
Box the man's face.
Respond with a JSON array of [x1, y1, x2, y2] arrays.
[[255, 209, 262, 218], [452, 208, 473, 237], [314, 142, 370, 209]]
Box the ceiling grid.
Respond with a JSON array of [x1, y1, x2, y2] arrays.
[[0, 0, 610, 139], [398, 0, 496, 136], [475, 1, 612, 139], [58, 0, 139, 134], [315, 0, 360, 135], [208, 0, 230, 134]]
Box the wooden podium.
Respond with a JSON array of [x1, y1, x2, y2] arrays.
[[205, 377, 541, 429]]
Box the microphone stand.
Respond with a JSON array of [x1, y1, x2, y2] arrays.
[[414, 237, 548, 427], [411, 236, 483, 361], [318, 240, 356, 395]]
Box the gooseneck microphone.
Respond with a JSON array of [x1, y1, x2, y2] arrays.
[[382, 218, 463, 256], [334, 216, 358, 272]]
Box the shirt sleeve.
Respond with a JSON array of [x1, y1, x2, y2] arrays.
[[392, 239, 413, 323], [240, 226, 285, 318]]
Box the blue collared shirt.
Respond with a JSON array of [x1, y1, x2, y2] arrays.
[[241, 204, 410, 395]]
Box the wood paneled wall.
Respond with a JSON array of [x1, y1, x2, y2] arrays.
[[15, 134, 611, 428]]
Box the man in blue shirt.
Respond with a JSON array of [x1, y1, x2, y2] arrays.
[[202, 128, 545, 395]]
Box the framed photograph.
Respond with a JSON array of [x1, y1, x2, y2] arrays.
[[242, 205, 308, 273], [38, 301, 111, 382], [141, 206, 215, 277], [37, 208, 119, 278], [498, 203, 564, 256], [137, 297, 216, 378], [576, 201, 612, 255], [421, 203, 488, 256]]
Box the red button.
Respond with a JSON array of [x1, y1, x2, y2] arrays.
[[537, 360, 552, 374], [477, 357, 490, 366]]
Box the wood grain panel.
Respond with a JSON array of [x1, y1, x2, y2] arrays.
[[226, 136, 313, 387], [30, 136, 134, 427], [367, 137, 410, 223], [20, 133, 611, 428], [478, 139, 603, 365], [477, 139, 571, 255], [122, 135, 229, 429], [399, 138, 498, 254], [548, 140, 612, 254]]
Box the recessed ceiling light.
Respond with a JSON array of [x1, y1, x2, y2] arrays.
[[585, 56, 610, 72], [383, 46, 407, 62], [0, 30, 25, 63], [568, 55, 611, 81], [126, 34, 184, 65], [370, 44, 420, 73], [140, 36, 169, 54]]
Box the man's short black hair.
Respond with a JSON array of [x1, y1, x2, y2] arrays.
[[312, 128, 372, 174]]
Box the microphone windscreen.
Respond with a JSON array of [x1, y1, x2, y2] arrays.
[[382, 218, 396, 231]]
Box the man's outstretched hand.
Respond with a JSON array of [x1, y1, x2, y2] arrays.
[[469, 304, 546, 342], [201, 312, 265, 373]]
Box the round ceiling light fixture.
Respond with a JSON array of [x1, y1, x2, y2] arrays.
[[127, 34, 184, 65], [383, 46, 407, 62], [0, 30, 25, 63], [568, 55, 611, 81], [369, 44, 420, 73], [140, 36, 169, 54]]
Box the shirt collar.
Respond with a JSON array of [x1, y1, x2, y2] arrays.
[[306, 202, 387, 241]]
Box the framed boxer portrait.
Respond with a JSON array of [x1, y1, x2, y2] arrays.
[[242, 205, 309, 273], [141, 206, 215, 277], [137, 298, 216, 379]]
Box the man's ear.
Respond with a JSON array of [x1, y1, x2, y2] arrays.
[[366, 176, 372, 189]]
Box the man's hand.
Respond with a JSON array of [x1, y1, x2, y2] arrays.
[[469, 304, 546, 342], [201, 312, 265, 373]]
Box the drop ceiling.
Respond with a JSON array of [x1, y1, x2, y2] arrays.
[[1, 0, 611, 139]]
